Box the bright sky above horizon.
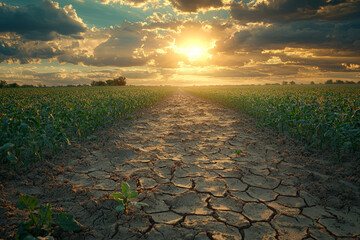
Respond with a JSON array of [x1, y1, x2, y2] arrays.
[[0, 0, 359, 86]]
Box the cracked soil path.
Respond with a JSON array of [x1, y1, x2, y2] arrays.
[[1, 90, 359, 239]]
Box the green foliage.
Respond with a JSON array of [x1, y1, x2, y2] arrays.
[[234, 149, 244, 156], [186, 85, 360, 160], [111, 182, 148, 214], [0, 86, 174, 167], [54, 213, 83, 232], [92, 76, 126, 86], [0, 80, 7, 88], [15, 195, 82, 240]]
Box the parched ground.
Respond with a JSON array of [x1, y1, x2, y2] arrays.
[[1, 90, 359, 239]]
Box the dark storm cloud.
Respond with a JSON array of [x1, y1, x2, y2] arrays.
[[0, 39, 63, 63], [231, 0, 360, 22], [0, 0, 86, 41], [217, 20, 360, 53], [169, 0, 223, 12]]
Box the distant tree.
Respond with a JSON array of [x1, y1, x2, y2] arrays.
[[91, 81, 107, 86], [325, 79, 333, 84], [106, 76, 126, 86], [310, 81, 315, 85], [7, 83, 20, 88], [345, 80, 355, 84], [92, 76, 127, 87], [21, 84, 35, 88], [0, 80, 7, 88], [282, 81, 288, 85], [106, 79, 115, 86], [290, 81, 296, 85], [358, 81, 360, 84], [335, 80, 344, 84]]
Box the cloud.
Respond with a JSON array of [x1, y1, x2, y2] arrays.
[[230, 0, 360, 23], [58, 20, 221, 68], [169, 0, 223, 12], [0, 37, 64, 63], [101, 0, 224, 12], [0, 0, 86, 41], [216, 20, 360, 53], [58, 22, 150, 67]]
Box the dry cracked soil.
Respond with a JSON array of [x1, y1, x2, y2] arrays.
[[1, 90, 360, 240]]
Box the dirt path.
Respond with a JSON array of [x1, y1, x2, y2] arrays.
[[1, 90, 359, 239]]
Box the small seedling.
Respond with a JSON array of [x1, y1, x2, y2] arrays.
[[111, 182, 148, 213], [234, 149, 246, 156], [15, 195, 82, 240]]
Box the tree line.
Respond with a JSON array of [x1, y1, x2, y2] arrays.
[[324, 79, 359, 84], [91, 76, 126, 86], [0, 76, 127, 88]]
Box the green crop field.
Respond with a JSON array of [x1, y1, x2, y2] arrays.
[[0, 86, 175, 167], [185, 85, 360, 159]]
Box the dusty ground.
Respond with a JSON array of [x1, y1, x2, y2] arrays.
[[1, 90, 359, 239]]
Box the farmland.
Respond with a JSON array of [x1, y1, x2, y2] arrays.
[[1, 86, 360, 239], [0, 86, 175, 167], [185, 85, 360, 159]]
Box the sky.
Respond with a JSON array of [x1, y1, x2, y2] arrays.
[[0, 0, 359, 86]]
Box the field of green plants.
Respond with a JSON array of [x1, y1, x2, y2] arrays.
[[185, 85, 360, 159], [0, 86, 174, 167]]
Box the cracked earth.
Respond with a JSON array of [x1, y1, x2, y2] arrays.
[[1, 90, 359, 239]]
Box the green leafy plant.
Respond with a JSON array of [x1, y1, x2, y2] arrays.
[[110, 182, 148, 213], [185, 85, 360, 160], [234, 149, 245, 156], [15, 195, 82, 240], [0, 87, 175, 167]]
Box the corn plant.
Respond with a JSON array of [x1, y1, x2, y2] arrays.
[[0, 87, 175, 167], [185, 85, 360, 160], [15, 195, 82, 240], [110, 182, 148, 213]]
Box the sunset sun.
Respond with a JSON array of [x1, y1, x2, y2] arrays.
[[181, 46, 207, 61]]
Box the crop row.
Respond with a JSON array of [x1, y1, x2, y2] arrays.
[[185, 85, 360, 159], [0, 86, 174, 167]]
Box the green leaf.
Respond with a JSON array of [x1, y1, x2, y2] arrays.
[[128, 191, 138, 198], [115, 205, 125, 212], [129, 202, 148, 207], [38, 204, 52, 229], [23, 235, 37, 240], [54, 213, 83, 232], [42, 135, 53, 149], [0, 142, 14, 151], [343, 141, 352, 150], [110, 192, 125, 199], [121, 182, 130, 196], [114, 199, 124, 205], [15, 221, 32, 240], [7, 152, 18, 165], [16, 195, 38, 211]]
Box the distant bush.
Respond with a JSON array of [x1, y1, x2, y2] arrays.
[[91, 76, 126, 87], [325, 79, 356, 84]]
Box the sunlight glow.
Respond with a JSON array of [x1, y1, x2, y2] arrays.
[[174, 44, 213, 62], [183, 46, 206, 61]]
